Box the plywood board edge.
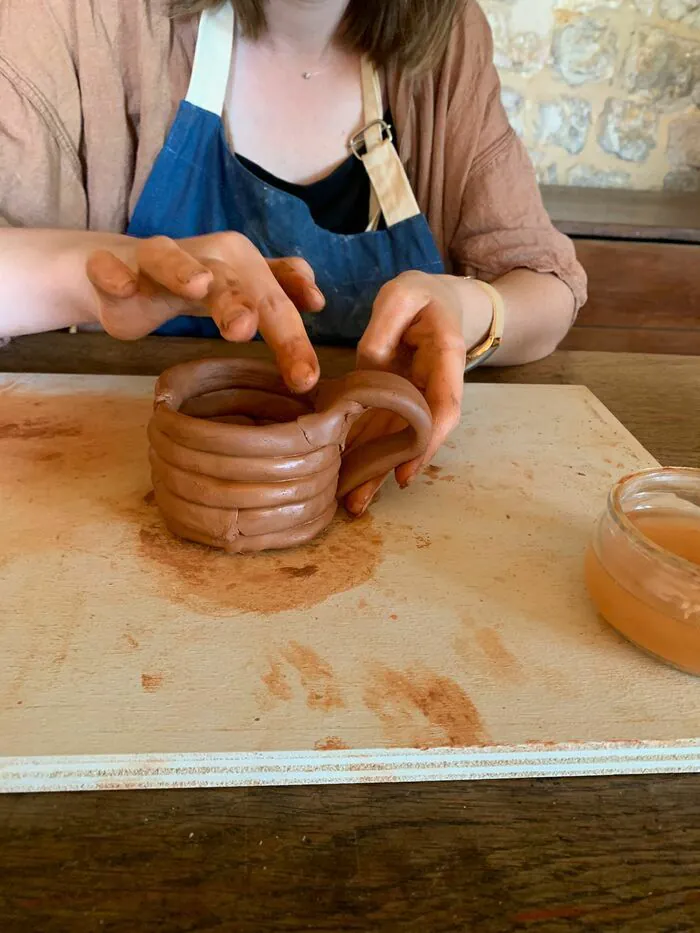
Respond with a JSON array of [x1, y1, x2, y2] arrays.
[[535, 384, 661, 467], [2, 741, 699, 793]]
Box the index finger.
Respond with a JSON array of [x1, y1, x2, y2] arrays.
[[419, 343, 465, 466], [235, 245, 320, 393], [391, 335, 465, 489], [358, 277, 433, 369]]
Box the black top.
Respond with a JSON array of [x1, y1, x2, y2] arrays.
[[236, 113, 394, 236]]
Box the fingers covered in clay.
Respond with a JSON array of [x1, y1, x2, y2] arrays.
[[266, 257, 326, 314]]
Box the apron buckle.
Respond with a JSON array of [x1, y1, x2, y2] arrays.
[[350, 119, 393, 159]]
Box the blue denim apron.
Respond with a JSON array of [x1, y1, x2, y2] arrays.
[[127, 3, 444, 342]]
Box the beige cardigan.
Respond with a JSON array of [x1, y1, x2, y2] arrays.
[[0, 0, 586, 308]]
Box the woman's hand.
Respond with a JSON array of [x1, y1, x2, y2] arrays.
[[344, 271, 493, 516], [86, 232, 325, 393]]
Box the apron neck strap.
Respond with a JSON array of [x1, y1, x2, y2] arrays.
[[185, 3, 235, 116], [357, 57, 420, 229], [185, 3, 420, 229], [361, 55, 383, 126]]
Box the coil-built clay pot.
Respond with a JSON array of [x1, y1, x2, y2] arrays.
[[148, 358, 433, 553]]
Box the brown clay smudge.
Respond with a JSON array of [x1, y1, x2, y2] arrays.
[[261, 661, 293, 701], [281, 642, 345, 711], [0, 391, 153, 567], [1, 390, 383, 617], [123, 633, 139, 650], [141, 672, 164, 692], [424, 464, 442, 479], [475, 627, 525, 682], [390, 613, 399, 621], [315, 736, 350, 750], [414, 533, 431, 549], [364, 666, 488, 748], [142, 490, 156, 506], [138, 510, 384, 616], [511, 460, 535, 483], [280, 563, 318, 579], [0, 419, 82, 440], [440, 474, 456, 483]]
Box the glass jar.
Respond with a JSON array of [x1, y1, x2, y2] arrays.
[[585, 467, 700, 676]]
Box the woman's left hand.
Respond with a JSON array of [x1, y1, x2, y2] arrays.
[[343, 271, 492, 516]]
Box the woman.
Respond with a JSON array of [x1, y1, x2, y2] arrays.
[[0, 0, 586, 514]]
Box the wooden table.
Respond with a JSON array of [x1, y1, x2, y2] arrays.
[[1, 335, 699, 932]]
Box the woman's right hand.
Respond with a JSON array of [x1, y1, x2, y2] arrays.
[[86, 233, 325, 394]]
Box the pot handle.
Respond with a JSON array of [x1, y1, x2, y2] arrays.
[[327, 371, 434, 500]]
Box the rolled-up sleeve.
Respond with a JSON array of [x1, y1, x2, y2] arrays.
[[448, 31, 587, 312]]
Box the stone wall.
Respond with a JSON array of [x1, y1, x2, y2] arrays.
[[481, 0, 700, 190]]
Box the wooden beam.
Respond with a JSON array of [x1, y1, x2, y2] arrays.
[[542, 185, 700, 243]]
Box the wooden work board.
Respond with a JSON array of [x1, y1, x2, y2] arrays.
[[1, 373, 698, 792]]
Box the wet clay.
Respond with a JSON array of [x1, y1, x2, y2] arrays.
[[149, 359, 432, 553]]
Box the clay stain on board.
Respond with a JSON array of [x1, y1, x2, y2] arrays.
[[141, 672, 164, 692], [512, 461, 535, 483], [261, 660, 293, 701], [123, 633, 140, 650], [0, 392, 153, 568], [281, 642, 345, 711], [0, 419, 82, 440], [280, 564, 318, 579], [315, 736, 350, 750], [138, 510, 384, 616], [364, 666, 488, 748], [474, 627, 525, 683], [422, 463, 459, 487], [1, 391, 385, 617]]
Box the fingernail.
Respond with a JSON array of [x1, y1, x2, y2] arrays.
[[398, 467, 419, 490], [307, 286, 324, 311], [177, 268, 209, 285], [220, 309, 251, 337], [114, 275, 136, 294], [290, 361, 315, 390]]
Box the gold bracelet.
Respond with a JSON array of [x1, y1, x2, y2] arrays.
[[463, 277, 505, 372]]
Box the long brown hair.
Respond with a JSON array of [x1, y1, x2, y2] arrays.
[[170, 0, 465, 70]]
